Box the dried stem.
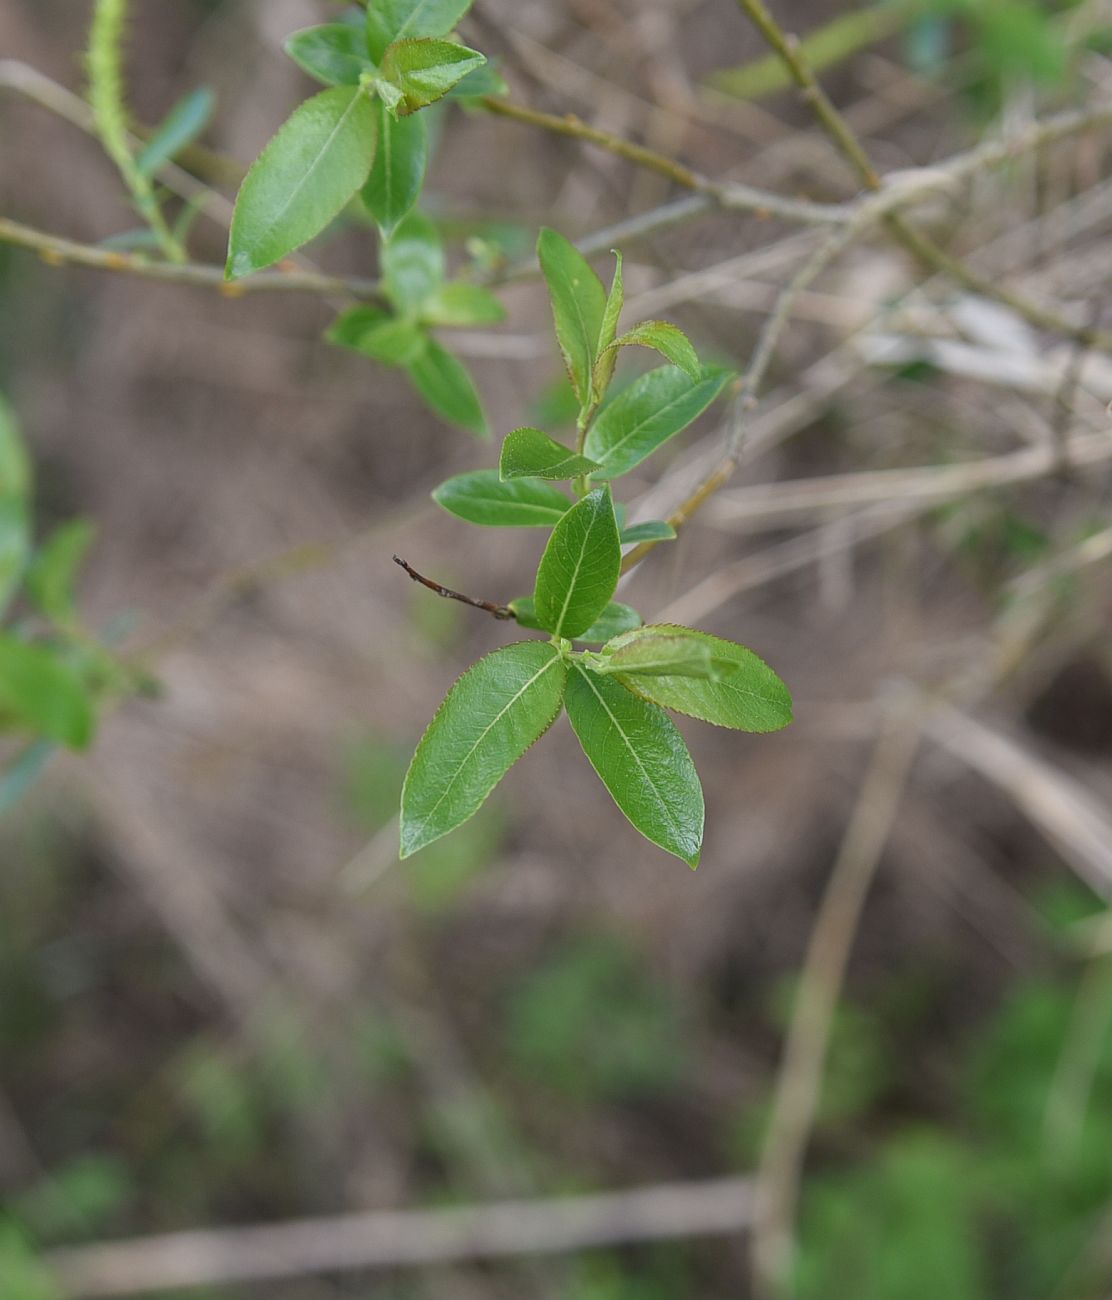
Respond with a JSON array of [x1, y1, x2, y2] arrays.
[[392, 556, 514, 621]]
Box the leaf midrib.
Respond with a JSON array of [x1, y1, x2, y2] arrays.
[[409, 650, 561, 838], [573, 666, 687, 846], [593, 374, 714, 467], [551, 503, 600, 636]]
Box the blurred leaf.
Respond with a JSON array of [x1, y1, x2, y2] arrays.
[[135, 86, 215, 175], [0, 391, 32, 499], [0, 636, 94, 750], [407, 339, 487, 434], [619, 520, 675, 545], [0, 1223, 58, 1300], [420, 282, 506, 327], [0, 740, 55, 817], [382, 210, 444, 311], [27, 520, 94, 629]]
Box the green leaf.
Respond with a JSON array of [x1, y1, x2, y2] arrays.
[[537, 228, 607, 407], [327, 305, 428, 364], [407, 339, 487, 435], [380, 39, 486, 115], [608, 321, 700, 379], [433, 470, 569, 527], [0, 392, 32, 499], [591, 249, 624, 401], [400, 640, 566, 857], [444, 61, 508, 99], [0, 636, 94, 750], [598, 631, 723, 680], [135, 86, 215, 176], [27, 520, 95, 628], [362, 101, 427, 236], [499, 427, 601, 481], [226, 86, 377, 278], [620, 520, 676, 545], [585, 365, 734, 478], [382, 209, 444, 311], [0, 499, 29, 623], [509, 597, 640, 643], [420, 282, 506, 327], [284, 25, 372, 87], [533, 486, 621, 638], [565, 664, 703, 867], [367, 0, 476, 62], [617, 627, 792, 732]]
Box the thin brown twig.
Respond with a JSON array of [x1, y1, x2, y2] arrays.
[[392, 556, 514, 621], [751, 711, 922, 1298]]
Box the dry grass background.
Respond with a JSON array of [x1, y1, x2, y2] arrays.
[[2, 1, 1112, 1297]]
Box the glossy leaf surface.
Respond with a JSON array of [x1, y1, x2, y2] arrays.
[[226, 86, 377, 278], [499, 427, 601, 481], [400, 640, 566, 856], [407, 340, 487, 435], [585, 365, 734, 478], [617, 627, 792, 732], [565, 664, 703, 868], [367, 0, 475, 61], [362, 103, 427, 236], [537, 228, 607, 406], [284, 25, 372, 86], [533, 487, 620, 638], [433, 471, 570, 527], [379, 39, 485, 114]]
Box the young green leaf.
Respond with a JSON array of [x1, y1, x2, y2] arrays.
[[508, 597, 641, 642], [616, 627, 792, 732], [420, 283, 506, 327], [585, 365, 734, 478], [407, 340, 487, 435], [400, 640, 566, 857], [285, 25, 372, 87], [591, 249, 624, 400], [607, 321, 700, 379], [226, 86, 377, 278], [379, 39, 486, 114], [367, 0, 476, 62], [597, 633, 722, 680], [382, 210, 444, 311], [0, 636, 94, 750], [537, 228, 607, 407], [533, 486, 621, 638], [342, 315, 429, 365], [433, 470, 570, 527], [27, 520, 95, 629], [362, 103, 428, 237], [135, 86, 215, 176], [499, 427, 601, 481], [565, 664, 703, 868], [619, 520, 676, 545]]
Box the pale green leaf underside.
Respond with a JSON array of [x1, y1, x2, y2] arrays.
[[508, 597, 640, 643], [620, 520, 676, 545], [599, 633, 723, 680], [585, 365, 734, 478], [617, 626, 793, 732], [537, 228, 607, 405], [367, 0, 475, 61], [433, 470, 570, 527], [400, 640, 566, 856], [609, 320, 700, 379], [227, 86, 377, 278], [565, 664, 703, 868], [534, 487, 621, 638], [499, 427, 601, 481]]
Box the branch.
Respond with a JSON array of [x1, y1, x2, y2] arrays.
[[0, 218, 383, 299], [43, 1177, 755, 1296], [751, 712, 921, 1298], [392, 555, 514, 620]]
